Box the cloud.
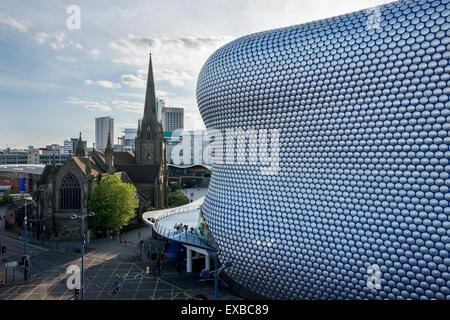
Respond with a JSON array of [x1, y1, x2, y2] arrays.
[[85, 79, 121, 89], [112, 99, 143, 113], [56, 56, 77, 62], [110, 34, 234, 113], [64, 97, 112, 112], [108, 34, 233, 131], [121, 73, 146, 89], [34, 32, 83, 51], [34, 32, 49, 44], [50, 33, 67, 50], [88, 49, 101, 59], [0, 15, 29, 32]]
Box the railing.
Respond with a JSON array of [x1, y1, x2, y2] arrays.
[[150, 202, 203, 224], [143, 197, 214, 249], [153, 221, 211, 248]]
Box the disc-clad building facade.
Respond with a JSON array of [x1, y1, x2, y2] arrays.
[[196, 0, 450, 299]]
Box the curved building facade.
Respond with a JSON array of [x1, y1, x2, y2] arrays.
[[196, 0, 449, 299]]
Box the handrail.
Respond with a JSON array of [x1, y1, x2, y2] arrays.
[[154, 203, 202, 221], [152, 211, 214, 250], [142, 196, 214, 249], [142, 197, 204, 226]]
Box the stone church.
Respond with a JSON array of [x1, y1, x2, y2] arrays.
[[36, 53, 168, 240]]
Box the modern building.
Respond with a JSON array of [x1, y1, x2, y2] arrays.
[[0, 151, 27, 164], [196, 0, 449, 300], [156, 98, 165, 125], [27, 148, 40, 164], [63, 138, 87, 155], [162, 107, 184, 132], [0, 149, 69, 165], [39, 153, 70, 165], [118, 128, 138, 152], [95, 116, 114, 151]]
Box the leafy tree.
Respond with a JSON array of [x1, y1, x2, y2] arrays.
[[168, 190, 190, 208], [169, 182, 182, 192], [87, 175, 139, 231], [0, 191, 12, 204]]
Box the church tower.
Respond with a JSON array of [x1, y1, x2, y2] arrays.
[[135, 52, 163, 165], [134, 52, 168, 208]]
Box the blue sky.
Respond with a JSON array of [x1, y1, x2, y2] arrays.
[[0, 0, 393, 149]]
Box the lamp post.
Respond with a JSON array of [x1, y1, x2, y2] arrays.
[[23, 198, 34, 281], [200, 254, 232, 300], [71, 208, 95, 300]]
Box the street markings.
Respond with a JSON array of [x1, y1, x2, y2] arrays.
[[0, 259, 196, 300]]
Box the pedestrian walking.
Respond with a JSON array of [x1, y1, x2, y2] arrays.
[[112, 281, 119, 294], [156, 258, 161, 276], [138, 231, 141, 239]]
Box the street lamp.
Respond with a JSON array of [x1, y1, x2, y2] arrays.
[[70, 209, 95, 300], [23, 198, 34, 281], [200, 255, 232, 300]]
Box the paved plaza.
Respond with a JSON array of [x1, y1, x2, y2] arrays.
[[0, 192, 240, 301], [0, 259, 197, 300]]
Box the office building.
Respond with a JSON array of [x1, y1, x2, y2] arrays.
[[118, 128, 138, 152], [63, 138, 87, 155], [95, 116, 114, 150], [156, 98, 165, 125], [162, 107, 184, 132]]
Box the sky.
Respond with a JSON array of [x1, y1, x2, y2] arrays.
[[0, 0, 394, 149]]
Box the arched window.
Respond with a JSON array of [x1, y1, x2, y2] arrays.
[[60, 172, 81, 210]]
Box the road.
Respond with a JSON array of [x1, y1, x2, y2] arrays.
[[0, 197, 239, 300]]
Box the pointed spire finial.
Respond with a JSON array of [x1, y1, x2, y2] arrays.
[[105, 132, 113, 155], [76, 132, 85, 157]]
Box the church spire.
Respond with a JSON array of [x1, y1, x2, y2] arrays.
[[76, 132, 85, 157], [105, 132, 114, 174], [135, 50, 164, 166], [105, 132, 113, 155], [143, 52, 158, 125]]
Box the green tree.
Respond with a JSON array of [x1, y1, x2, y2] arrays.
[[169, 182, 182, 192], [87, 175, 139, 231], [168, 189, 190, 208], [1, 191, 12, 204]]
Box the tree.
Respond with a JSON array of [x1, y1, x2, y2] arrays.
[[87, 175, 139, 232], [0, 191, 12, 204], [169, 182, 182, 192], [168, 189, 190, 208]]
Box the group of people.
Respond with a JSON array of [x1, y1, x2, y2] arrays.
[[173, 223, 195, 234], [119, 237, 129, 244]]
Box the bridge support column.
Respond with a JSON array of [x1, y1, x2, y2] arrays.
[[186, 247, 192, 273], [205, 253, 210, 271]]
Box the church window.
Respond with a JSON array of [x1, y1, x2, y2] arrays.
[[60, 172, 81, 210]]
